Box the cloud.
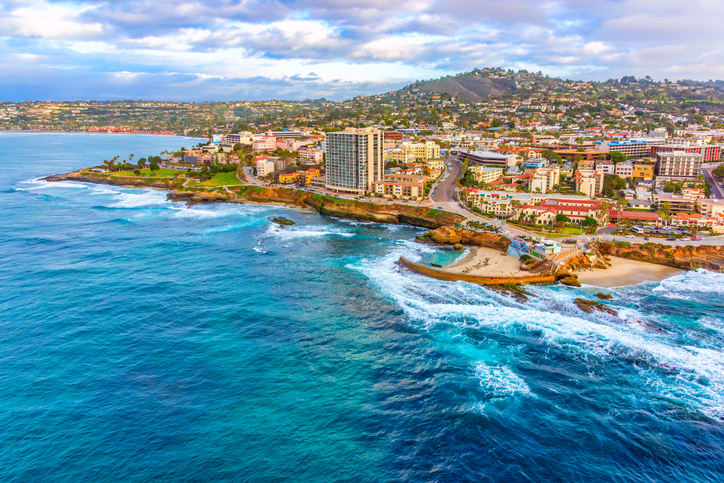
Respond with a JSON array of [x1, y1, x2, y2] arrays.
[[0, 0, 723, 100]]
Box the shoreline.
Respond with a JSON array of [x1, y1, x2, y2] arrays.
[[577, 256, 684, 287]]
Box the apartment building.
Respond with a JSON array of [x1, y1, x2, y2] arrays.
[[326, 127, 384, 194], [632, 162, 655, 181], [470, 166, 504, 184], [530, 166, 561, 193], [595, 140, 650, 158], [372, 174, 425, 200], [252, 134, 277, 152], [655, 151, 702, 178], [615, 162, 633, 178], [594, 160, 615, 175], [650, 142, 720, 163], [459, 151, 519, 167], [256, 159, 275, 177], [386, 141, 441, 164], [574, 169, 604, 197], [298, 146, 323, 164]]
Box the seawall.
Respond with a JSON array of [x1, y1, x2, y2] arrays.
[[399, 257, 556, 285]]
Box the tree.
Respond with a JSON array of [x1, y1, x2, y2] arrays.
[[137, 158, 147, 168], [662, 202, 671, 218], [540, 149, 562, 163], [602, 174, 627, 197], [555, 214, 571, 223], [608, 151, 627, 164], [712, 164, 724, 178], [581, 216, 598, 227], [149, 162, 160, 171]]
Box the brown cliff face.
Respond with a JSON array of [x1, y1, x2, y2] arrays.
[[50, 172, 464, 229], [421, 226, 512, 251], [595, 241, 724, 271]]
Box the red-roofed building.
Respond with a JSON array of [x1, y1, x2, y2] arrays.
[[519, 198, 609, 225]]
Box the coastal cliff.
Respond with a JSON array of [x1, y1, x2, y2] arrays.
[[594, 241, 724, 271], [51, 171, 465, 229], [418, 226, 512, 251]]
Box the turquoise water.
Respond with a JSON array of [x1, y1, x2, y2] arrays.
[[1, 133, 724, 482]]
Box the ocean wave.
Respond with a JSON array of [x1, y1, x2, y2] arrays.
[[353, 249, 724, 420], [109, 190, 169, 208], [263, 223, 355, 240], [653, 269, 724, 300], [475, 362, 532, 400]]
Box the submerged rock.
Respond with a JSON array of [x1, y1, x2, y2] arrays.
[[271, 216, 295, 226], [596, 293, 613, 300], [574, 298, 618, 316]]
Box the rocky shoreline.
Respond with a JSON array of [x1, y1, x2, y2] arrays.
[[48, 170, 466, 229]]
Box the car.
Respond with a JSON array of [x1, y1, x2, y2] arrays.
[[644, 237, 650, 241], [437, 206, 444, 209], [564, 239, 576, 244], [667, 237, 677, 241], [681, 237, 691, 241], [625, 234, 635, 238], [692, 236, 703, 241]]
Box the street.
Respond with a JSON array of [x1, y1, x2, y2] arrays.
[[701, 167, 724, 199], [430, 156, 462, 202]]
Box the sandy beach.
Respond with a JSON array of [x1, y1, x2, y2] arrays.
[[577, 256, 683, 287], [444, 247, 530, 277]]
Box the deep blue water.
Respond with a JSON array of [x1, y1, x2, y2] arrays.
[[1, 133, 724, 482]]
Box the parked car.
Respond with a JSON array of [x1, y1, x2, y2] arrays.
[[644, 237, 650, 241], [667, 237, 677, 241], [681, 237, 691, 241], [625, 234, 635, 238], [692, 236, 703, 241]]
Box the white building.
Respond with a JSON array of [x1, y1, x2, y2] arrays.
[[256, 159, 275, 177]]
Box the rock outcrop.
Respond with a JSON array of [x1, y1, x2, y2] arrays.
[[420, 226, 512, 250], [595, 241, 724, 272], [574, 298, 618, 316]]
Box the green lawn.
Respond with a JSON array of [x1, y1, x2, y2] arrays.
[[112, 168, 180, 178], [198, 172, 243, 187], [532, 227, 585, 238]]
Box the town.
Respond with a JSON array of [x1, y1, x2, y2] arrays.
[[21, 68, 724, 244]]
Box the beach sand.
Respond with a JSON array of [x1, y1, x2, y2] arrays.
[[577, 256, 683, 287], [443, 247, 529, 277]]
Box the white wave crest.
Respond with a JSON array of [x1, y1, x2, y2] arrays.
[[654, 269, 724, 300], [475, 362, 532, 400], [353, 248, 724, 420], [110, 190, 168, 208], [264, 224, 354, 240]]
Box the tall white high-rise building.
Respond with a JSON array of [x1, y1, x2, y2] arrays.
[[326, 127, 384, 194]]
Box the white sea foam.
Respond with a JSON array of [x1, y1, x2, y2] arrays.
[[110, 190, 168, 208], [654, 269, 724, 300], [475, 362, 532, 399], [352, 248, 724, 420], [263, 223, 355, 240]]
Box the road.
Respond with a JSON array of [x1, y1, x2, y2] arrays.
[[701, 167, 724, 199], [430, 156, 462, 202]]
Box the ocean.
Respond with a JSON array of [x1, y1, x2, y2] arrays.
[[1, 132, 723, 482]]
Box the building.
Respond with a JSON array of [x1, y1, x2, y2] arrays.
[[595, 140, 650, 158], [256, 159, 275, 177], [595, 160, 615, 175], [386, 141, 440, 164], [632, 162, 655, 181], [277, 168, 321, 185], [270, 129, 304, 139], [223, 132, 258, 146], [524, 158, 549, 170], [615, 162, 633, 178], [574, 169, 604, 197], [518, 198, 609, 225], [652, 193, 697, 212], [650, 142, 720, 163], [655, 151, 702, 178], [298, 146, 323, 164], [470, 166, 504, 184], [530, 166, 561, 193], [459, 151, 519, 167], [372, 174, 425, 200], [326, 127, 384, 194], [252, 134, 277, 152]]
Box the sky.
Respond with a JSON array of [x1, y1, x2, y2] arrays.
[[1, 0, 723, 102]]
